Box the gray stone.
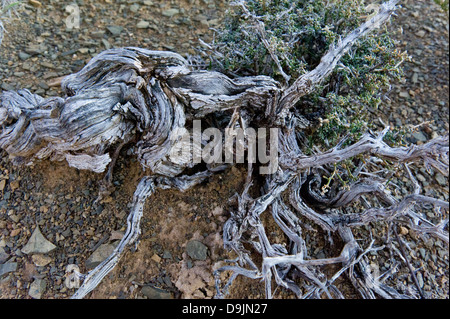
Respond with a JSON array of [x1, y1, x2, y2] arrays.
[[162, 9, 180, 17], [130, 4, 140, 12], [0, 261, 17, 277], [8, 214, 20, 223], [19, 52, 31, 61], [1, 83, 14, 91], [141, 285, 173, 299], [435, 173, 447, 186], [24, 44, 43, 55], [416, 272, 424, 288], [106, 25, 123, 36], [419, 248, 427, 260], [61, 48, 78, 57], [21, 225, 57, 255], [40, 61, 56, 69], [62, 229, 72, 238], [102, 39, 111, 50], [91, 31, 105, 39], [162, 250, 172, 259], [0, 247, 9, 264], [28, 278, 47, 299], [38, 81, 50, 90], [412, 131, 427, 142], [399, 91, 410, 99], [32, 254, 53, 267], [416, 174, 426, 183], [85, 241, 119, 269], [416, 30, 426, 38], [186, 240, 208, 261], [136, 20, 150, 29], [316, 250, 326, 259]]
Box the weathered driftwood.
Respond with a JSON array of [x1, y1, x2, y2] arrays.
[[1, 0, 448, 299]]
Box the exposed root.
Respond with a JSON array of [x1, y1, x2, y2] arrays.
[[71, 176, 155, 299]]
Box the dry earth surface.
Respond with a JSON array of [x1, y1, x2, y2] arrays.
[[0, 0, 448, 299]]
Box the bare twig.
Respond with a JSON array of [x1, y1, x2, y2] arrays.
[[393, 226, 425, 299]]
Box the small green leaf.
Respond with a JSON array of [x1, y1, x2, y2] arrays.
[[2, 1, 20, 14]]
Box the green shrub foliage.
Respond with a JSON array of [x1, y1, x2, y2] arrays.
[[434, 0, 449, 12], [206, 0, 409, 150]]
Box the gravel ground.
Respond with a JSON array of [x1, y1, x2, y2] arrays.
[[375, 0, 449, 299], [0, 0, 448, 299]]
